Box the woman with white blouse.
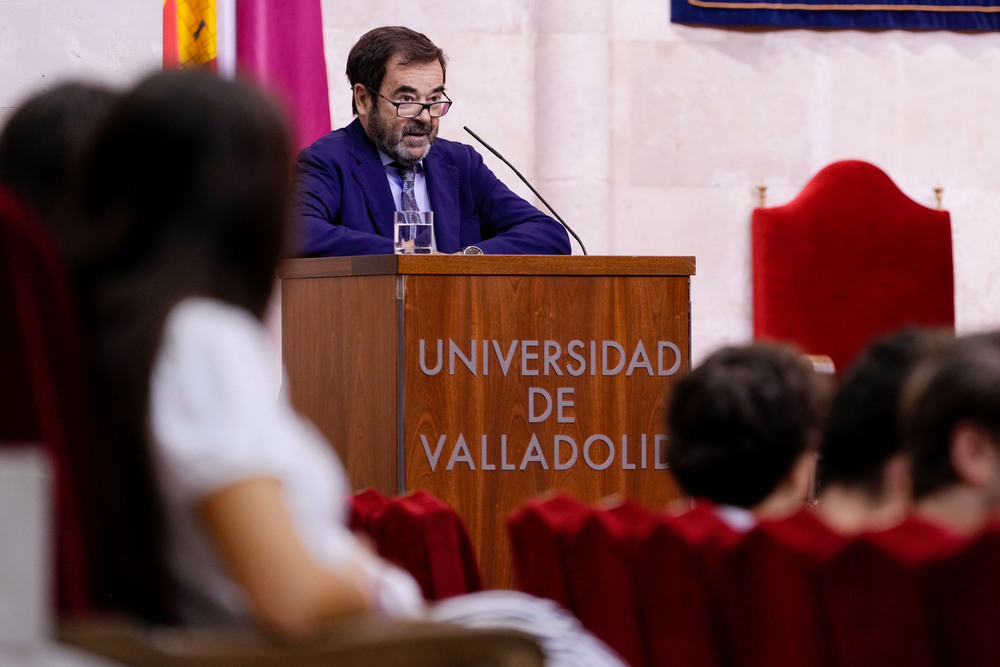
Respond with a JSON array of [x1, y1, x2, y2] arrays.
[[72, 69, 622, 667]]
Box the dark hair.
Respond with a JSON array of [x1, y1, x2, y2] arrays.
[[905, 335, 1000, 500], [73, 69, 292, 622], [666, 343, 819, 509], [817, 328, 948, 496], [346, 26, 447, 115], [0, 82, 117, 236]]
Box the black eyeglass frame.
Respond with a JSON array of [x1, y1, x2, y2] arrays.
[[364, 85, 453, 119]]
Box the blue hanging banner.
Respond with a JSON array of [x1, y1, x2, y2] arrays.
[[671, 0, 1000, 31]]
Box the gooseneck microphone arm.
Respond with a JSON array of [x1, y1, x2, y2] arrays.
[[463, 125, 588, 256]]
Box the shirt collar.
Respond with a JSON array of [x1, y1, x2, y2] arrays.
[[378, 149, 424, 172]]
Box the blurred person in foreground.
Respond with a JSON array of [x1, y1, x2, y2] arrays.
[[904, 333, 1000, 536], [665, 343, 822, 531], [814, 328, 951, 534], [0, 81, 117, 250], [71, 68, 622, 666]]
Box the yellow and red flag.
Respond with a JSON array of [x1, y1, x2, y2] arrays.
[[163, 0, 218, 71], [162, 0, 331, 150]]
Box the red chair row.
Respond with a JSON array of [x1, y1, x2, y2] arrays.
[[0, 187, 103, 616], [350, 488, 483, 601], [508, 494, 1000, 667], [507, 494, 654, 667]]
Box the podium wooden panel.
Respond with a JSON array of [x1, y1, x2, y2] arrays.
[[280, 255, 695, 588]]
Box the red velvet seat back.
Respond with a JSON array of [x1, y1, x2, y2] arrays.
[[713, 512, 846, 667], [348, 487, 390, 533], [506, 493, 591, 610], [365, 489, 483, 600], [753, 160, 954, 373], [632, 504, 738, 667], [0, 187, 100, 616], [562, 499, 654, 667], [818, 518, 963, 667], [928, 524, 1000, 667]]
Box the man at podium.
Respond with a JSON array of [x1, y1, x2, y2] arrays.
[[292, 26, 570, 257]]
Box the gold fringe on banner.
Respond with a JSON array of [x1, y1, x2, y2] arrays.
[[687, 0, 1000, 12]]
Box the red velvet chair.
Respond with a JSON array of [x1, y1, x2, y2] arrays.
[[349, 487, 391, 533], [561, 498, 655, 667], [753, 160, 954, 374], [365, 490, 483, 600], [506, 493, 591, 610], [817, 517, 965, 667], [631, 503, 739, 667], [0, 187, 99, 617], [927, 524, 1000, 667], [711, 511, 846, 667]]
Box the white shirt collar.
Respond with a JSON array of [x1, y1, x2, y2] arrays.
[[378, 149, 424, 172]]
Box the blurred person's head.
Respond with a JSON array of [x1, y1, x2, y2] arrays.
[[815, 328, 950, 533], [0, 82, 117, 240], [73, 69, 292, 621], [904, 334, 1000, 535], [666, 343, 821, 518], [77, 69, 291, 314]]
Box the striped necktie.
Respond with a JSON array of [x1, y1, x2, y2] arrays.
[[397, 164, 420, 224]]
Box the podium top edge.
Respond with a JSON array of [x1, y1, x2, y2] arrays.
[[279, 255, 696, 279]]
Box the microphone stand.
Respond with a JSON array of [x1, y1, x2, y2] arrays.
[[463, 126, 588, 256]]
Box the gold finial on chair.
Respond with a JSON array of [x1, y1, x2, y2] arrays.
[[934, 184, 944, 211], [757, 183, 767, 208]]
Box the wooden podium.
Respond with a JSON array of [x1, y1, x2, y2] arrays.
[[280, 255, 694, 588]]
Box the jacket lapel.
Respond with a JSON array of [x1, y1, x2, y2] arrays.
[[424, 147, 460, 253], [347, 119, 395, 238]]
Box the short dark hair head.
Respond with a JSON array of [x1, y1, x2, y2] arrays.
[[817, 328, 949, 496], [666, 343, 819, 509], [905, 335, 1000, 500], [346, 26, 447, 115], [0, 81, 117, 229]]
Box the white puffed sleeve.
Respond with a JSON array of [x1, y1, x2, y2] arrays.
[[149, 298, 423, 624]]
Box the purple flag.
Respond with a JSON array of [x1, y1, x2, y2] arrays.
[[236, 0, 331, 151]]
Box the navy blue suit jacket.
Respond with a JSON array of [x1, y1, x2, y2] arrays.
[[293, 118, 570, 256]]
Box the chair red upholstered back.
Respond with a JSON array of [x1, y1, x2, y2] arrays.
[[507, 493, 591, 610], [752, 160, 954, 374], [562, 499, 655, 667], [363, 489, 483, 600], [348, 487, 390, 533], [713, 512, 846, 667], [817, 517, 964, 667], [0, 187, 100, 616], [632, 505, 738, 667], [929, 524, 1000, 667]]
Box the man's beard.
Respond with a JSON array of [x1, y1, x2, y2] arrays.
[[367, 111, 437, 167]]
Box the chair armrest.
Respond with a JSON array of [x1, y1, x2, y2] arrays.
[[58, 615, 544, 667]]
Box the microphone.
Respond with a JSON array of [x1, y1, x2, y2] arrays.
[[463, 126, 587, 255]]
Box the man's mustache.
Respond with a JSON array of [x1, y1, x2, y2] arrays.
[[403, 120, 433, 135]]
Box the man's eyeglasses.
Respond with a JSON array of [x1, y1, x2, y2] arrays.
[[365, 86, 452, 118]]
